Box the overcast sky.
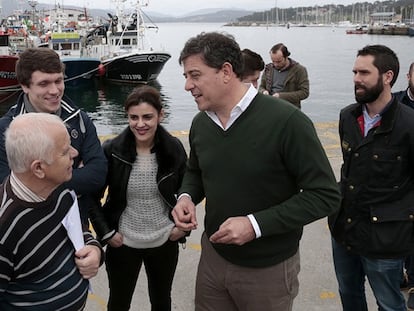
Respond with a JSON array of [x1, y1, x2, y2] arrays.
[[57, 0, 375, 16]]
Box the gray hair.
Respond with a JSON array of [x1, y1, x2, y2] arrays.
[[5, 113, 65, 173]]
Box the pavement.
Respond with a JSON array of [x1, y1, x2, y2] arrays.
[[85, 121, 383, 311]]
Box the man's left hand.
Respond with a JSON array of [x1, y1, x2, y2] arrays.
[[209, 216, 255, 245]]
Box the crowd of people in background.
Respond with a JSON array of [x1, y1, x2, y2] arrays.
[[0, 31, 413, 311]]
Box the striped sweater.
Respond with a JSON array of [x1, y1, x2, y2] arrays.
[[0, 179, 99, 310]]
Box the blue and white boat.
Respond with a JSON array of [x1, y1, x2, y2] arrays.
[[47, 29, 101, 86]]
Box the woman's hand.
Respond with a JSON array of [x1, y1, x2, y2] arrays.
[[108, 232, 123, 248], [169, 226, 187, 241]]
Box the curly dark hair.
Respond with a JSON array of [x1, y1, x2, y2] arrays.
[[179, 32, 244, 78]]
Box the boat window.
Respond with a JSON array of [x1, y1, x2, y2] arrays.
[[122, 38, 130, 45], [61, 43, 72, 50], [0, 36, 8, 46]]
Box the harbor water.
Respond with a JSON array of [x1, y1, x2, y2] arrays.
[[0, 23, 408, 310], [1, 23, 413, 136]]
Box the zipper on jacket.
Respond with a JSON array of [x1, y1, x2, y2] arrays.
[[157, 172, 188, 247], [112, 153, 134, 166], [157, 172, 174, 209]]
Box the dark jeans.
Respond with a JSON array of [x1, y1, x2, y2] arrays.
[[406, 255, 414, 288], [332, 238, 405, 311], [105, 240, 179, 311]]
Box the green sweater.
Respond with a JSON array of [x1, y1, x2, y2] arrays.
[[181, 93, 340, 267]]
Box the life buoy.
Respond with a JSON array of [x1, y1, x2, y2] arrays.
[[98, 64, 106, 76]]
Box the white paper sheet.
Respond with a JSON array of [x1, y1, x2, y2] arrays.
[[61, 191, 85, 251]]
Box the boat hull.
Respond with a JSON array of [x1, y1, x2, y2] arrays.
[[0, 55, 19, 91], [101, 52, 171, 83], [62, 58, 102, 86]]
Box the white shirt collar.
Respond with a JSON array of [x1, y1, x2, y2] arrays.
[[10, 172, 45, 202], [362, 105, 381, 137], [206, 84, 258, 130]]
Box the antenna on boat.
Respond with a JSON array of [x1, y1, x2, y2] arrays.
[[0, 0, 5, 34], [28, 0, 38, 27]]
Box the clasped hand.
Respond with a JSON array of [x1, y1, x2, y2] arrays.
[[172, 197, 255, 246]]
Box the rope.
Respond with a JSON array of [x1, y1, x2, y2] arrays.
[[0, 86, 21, 92], [64, 65, 101, 83], [0, 90, 19, 105]]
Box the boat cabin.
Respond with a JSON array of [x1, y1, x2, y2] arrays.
[[50, 30, 82, 57]]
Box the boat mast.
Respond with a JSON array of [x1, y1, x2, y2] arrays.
[[135, 0, 148, 50], [114, 0, 124, 33], [111, 0, 153, 51]]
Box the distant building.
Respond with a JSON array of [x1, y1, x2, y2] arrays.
[[370, 12, 397, 25]]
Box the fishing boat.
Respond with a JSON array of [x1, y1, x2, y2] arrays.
[[46, 28, 101, 86], [0, 33, 19, 92], [85, 0, 170, 84]]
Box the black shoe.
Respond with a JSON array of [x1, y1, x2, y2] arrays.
[[407, 288, 414, 311]]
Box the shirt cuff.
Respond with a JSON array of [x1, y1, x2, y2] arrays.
[[178, 193, 192, 201], [247, 214, 262, 238]]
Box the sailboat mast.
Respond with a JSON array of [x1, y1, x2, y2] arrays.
[[275, 0, 278, 25]]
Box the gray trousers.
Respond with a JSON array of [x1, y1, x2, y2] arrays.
[[195, 232, 300, 311]]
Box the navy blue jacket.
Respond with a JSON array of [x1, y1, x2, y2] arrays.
[[0, 92, 107, 222], [393, 88, 414, 109]]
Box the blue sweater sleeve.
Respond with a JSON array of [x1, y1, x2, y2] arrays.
[[0, 112, 14, 182], [65, 111, 107, 195]]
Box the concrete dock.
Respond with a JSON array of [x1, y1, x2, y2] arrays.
[[85, 121, 382, 311]]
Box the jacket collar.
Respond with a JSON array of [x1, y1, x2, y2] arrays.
[[15, 92, 80, 121], [109, 125, 179, 172], [350, 95, 399, 134]]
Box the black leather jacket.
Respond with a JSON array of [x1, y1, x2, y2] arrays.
[[89, 125, 187, 243], [329, 96, 414, 258]]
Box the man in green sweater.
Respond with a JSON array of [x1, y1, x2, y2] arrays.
[[172, 32, 341, 311]]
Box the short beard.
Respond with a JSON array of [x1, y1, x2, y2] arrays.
[[354, 76, 383, 104]]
